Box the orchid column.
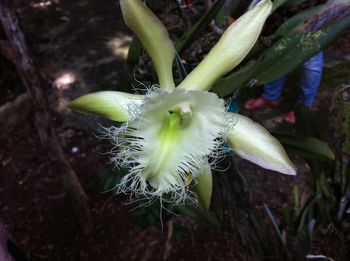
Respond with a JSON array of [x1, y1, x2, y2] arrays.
[[68, 0, 296, 208]]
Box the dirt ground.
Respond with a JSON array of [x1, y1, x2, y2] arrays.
[[1, 0, 350, 260]]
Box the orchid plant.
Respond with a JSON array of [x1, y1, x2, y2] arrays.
[[68, 0, 296, 209]]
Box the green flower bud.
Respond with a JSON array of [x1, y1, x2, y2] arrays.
[[179, 0, 272, 91]]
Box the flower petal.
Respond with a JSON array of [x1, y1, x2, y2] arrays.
[[226, 113, 296, 175], [114, 88, 226, 203], [67, 91, 143, 122], [120, 0, 175, 89], [193, 162, 213, 210], [179, 0, 272, 91]]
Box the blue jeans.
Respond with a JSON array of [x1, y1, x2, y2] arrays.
[[262, 51, 324, 107]]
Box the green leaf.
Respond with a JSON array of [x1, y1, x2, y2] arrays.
[[213, 14, 350, 97], [273, 5, 324, 37], [297, 192, 322, 232], [254, 16, 350, 84], [175, 204, 221, 228], [175, 0, 225, 54], [174, 52, 188, 82], [67, 91, 143, 122], [263, 203, 291, 259], [215, 5, 225, 27], [273, 133, 335, 162], [229, 0, 241, 17], [126, 35, 143, 68], [211, 61, 258, 97], [285, 0, 308, 7], [193, 163, 213, 210], [100, 165, 126, 191], [293, 218, 317, 261], [271, 0, 289, 12], [271, 0, 308, 11]]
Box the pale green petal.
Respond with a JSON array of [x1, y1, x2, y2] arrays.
[[226, 113, 296, 175], [179, 0, 272, 91], [120, 0, 175, 89], [193, 162, 213, 210], [67, 91, 143, 122], [116, 88, 226, 202]]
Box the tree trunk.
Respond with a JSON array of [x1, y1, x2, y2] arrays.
[[0, 93, 31, 134], [0, 0, 93, 233], [212, 157, 276, 260]]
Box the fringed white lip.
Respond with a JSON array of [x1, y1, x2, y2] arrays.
[[68, 0, 296, 207], [108, 88, 226, 204]]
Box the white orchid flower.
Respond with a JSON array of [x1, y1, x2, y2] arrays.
[[68, 0, 296, 208]]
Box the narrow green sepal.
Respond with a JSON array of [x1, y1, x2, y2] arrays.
[[67, 91, 143, 122], [193, 163, 213, 211], [120, 0, 175, 89]]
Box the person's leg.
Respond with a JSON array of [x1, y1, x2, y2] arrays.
[[262, 76, 286, 102], [244, 76, 285, 110], [298, 51, 324, 107]]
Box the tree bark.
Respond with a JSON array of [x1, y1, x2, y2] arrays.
[[0, 0, 93, 233], [212, 157, 276, 260], [0, 93, 31, 134]]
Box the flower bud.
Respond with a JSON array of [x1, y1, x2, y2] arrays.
[[179, 0, 272, 91], [226, 113, 296, 175]]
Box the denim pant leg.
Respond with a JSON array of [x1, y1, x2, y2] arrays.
[[299, 51, 323, 107], [263, 76, 286, 101]]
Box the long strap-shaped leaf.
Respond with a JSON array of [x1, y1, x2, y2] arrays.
[[273, 133, 335, 162], [255, 16, 350, 84], [212, 14, 350, 97]]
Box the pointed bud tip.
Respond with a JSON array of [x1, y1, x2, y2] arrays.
[[226, 113, 297, 177], [281, 164, 297, 176]]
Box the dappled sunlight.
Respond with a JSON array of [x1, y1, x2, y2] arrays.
[[53, 72, 77, 109], [54, 72, 76, 90], [106, 35, 132, 60], [30, 0, 57, 9]]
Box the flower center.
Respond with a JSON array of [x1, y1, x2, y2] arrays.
[[116, 88, 226, 202]]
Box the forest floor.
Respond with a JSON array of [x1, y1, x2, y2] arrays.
[[1, 0, 350, 260]]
